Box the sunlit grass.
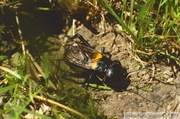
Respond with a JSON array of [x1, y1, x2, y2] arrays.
[[0, 50, 103, 118], [99, 0, 180, 63]]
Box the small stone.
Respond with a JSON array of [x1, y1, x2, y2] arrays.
[[166, 78, 174, 83], [167, 104, 172, 110]]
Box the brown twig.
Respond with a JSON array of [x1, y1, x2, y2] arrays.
[[34, 95, 88, 119]]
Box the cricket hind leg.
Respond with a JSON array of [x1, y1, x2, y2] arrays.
[[83, 72, 103, 89], [68, 34, 92, 48], [82, 74, 93, 89]]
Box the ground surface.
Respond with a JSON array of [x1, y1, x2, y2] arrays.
[[67, 26, 180, 118]]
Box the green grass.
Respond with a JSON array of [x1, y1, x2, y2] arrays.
[[99, 0, 180, 63], [0, 51, 104, 118]]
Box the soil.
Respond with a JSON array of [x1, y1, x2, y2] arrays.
[[71, 26, 180, 118]]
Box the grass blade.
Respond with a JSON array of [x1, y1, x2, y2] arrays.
[[0, 84, 16, 93], [98, 0, 136, 40], [0, 66, 22, 79]]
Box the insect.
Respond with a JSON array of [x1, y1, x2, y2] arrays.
[[64, 34, 130, 91]]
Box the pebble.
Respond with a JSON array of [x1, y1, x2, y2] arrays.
[[166, 78, 174, 83], [167, 104, 172, 110]]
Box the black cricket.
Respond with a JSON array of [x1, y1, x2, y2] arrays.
[[64, 34, 130, 91]]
